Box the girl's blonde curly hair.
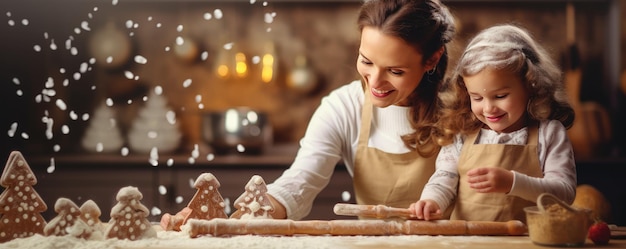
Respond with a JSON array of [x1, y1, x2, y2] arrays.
[[433, 24, 574, 146]]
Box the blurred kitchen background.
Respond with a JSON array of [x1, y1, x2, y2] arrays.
[[0, 0, 624, 224]]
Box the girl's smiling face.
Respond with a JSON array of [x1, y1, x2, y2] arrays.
[[356, 26, 432, 107], [464, 67, 530, 133]]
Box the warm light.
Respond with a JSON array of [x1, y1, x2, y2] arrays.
[[261, 53, 274, 83], [216, 65, 229, 79], [235, 52, 248, 78]]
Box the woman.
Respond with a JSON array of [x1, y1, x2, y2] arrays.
[[259, 0, 456, 220]]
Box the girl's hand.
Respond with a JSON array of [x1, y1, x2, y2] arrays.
[[466, 167, 513, 193], [409, 200, 442, 220]]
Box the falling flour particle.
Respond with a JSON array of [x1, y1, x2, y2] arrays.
[[166, 111, 176, 125], [47, 158, 55, 173], [236, 144, 246, 153], [195, 95, 202, 103], [8, 122, 17, 137], [82, 113, 90, 121], [70, 111, 78, 120], [206, 153, 215, 161], [80, 21, 90, 31], [50, 39, 57, 50], [201, 51, 208, 61], [151, 207, 161, 216], [12, 78, 20, 85], [79, 62, 88, 73], [175, 36, 185, 46], [166, 158, 173, 167], [214, 9, 223, 19], [55, 99, 67, 110], [121, 147, 129, 156], [203, 13, 212, 20], [158, 186, 167, 195], [154, 86, 163, 95], [61, 125, 69, 134], [124, 71, 134, 80], [252, 56, 261, 64], [134, 55, 148, 64], [264, 12, 275, 24], [53, 145, 60, 152], [106, 98, 114, 107], [187, 157, 195, 164], [73, 72, 81, 80], [341, 191, 351, 202], [191, 144, 199, 158], [21, 132, 29, 139], [175, 196, 183, 204], [182, 79, 192, 88]]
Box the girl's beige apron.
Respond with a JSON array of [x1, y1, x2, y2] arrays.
[[451, 124, 542, 222], [353, 90, 437, 210]]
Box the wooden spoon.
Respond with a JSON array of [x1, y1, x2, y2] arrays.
[[537, 193, 578, 213]]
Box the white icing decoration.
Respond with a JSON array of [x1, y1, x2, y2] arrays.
[[248, 200, 261, 213]]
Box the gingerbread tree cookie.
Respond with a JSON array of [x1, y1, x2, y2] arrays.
[[0, 151, 48, 242], [79, 200, 104, 232], [232, 175, 275, 219], [105, 186, 156, 240], [161, 173, 227, 231], [44, 197, 86, 236], [68, 199, 105, 240]]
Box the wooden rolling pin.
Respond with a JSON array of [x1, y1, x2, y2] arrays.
[[334, 203, 419, 219], [185, 218, 527, 237]]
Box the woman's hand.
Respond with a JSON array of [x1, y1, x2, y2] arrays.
[[466, 167, 513, 193], [409, 199, 442, 220]]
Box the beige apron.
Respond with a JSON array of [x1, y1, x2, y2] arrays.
[[353, 91, 437, 210], [451, 123, 542, 222]]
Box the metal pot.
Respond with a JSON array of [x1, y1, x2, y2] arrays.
[[202, 107, 272, 155]]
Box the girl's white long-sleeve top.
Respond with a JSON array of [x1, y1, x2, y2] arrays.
[[267, 80, 415, 220], [419, 120, 577, 212]]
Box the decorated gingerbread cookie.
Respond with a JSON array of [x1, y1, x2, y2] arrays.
[[232, 175, 275, 219], [0, 151, 47, 242], [44, 198, 85, 236], [105, 186, 156, 240], [161, 173, 227, 231]]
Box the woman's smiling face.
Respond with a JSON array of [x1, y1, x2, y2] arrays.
[[356, 26, 430, 107], [464, 67, 530, 133]]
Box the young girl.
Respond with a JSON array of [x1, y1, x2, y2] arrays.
[[410, 24, 577, 222]]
